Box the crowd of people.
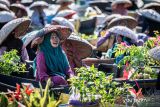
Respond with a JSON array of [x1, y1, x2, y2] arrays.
[[0, 0, 160, 86]]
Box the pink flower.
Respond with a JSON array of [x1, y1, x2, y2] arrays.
[[121, 42, 127, 47]]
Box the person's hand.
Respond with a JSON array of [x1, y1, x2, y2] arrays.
[[69, 74, 74, 78], [31, 37, 44, 48]]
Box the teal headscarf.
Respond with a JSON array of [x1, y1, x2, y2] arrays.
[[39, 33, 69, 78]]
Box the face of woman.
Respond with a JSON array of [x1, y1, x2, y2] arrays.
[[116, 35, 123, 44], [50, 33, 60, 48], [16, 10, 23, 18]]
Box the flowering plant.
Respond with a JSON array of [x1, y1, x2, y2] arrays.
[[0, 79, 61, 107]]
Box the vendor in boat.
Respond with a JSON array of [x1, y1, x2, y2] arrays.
[[96, 15, 137, 56], [111, 0, 132, 15], [32, 25, 74, 86], [97, 26, 138, 63], [30, 1, 48, 29], [0, 18, 30, 62], [51, 17, 93, 71], [10, 3, 28, 18]]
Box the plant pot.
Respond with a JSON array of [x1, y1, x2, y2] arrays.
[[69, 100, 99, 107], [11, 71, 30, 78], [0, 73, 41, 89]]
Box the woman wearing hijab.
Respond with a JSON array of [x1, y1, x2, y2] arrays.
[[33, 25, 74, 85], [51, 17, 93, 71]]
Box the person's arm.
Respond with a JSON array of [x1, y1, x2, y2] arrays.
[[36, 51, 49, 82], [21, 48, 29, 62], [65, 66, 75, 78]]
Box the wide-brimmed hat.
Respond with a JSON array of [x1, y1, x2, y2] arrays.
[[10, 3, 28, 16], [55, 10, 76, 19], [64, 34, 93, 59], [107, 16, 137, 29], [22, 30, 42, 48], [0, 0, 10, 7], [52, 17, 75, 32], [104, 14, 121, 24], [30, 1, 49, 10], [0, 18, 31, 45], [137, 9, 160, 22], [143, 2, 160, 10], [111, 0, 132, 9], [148, 46, 160, 61], [56, 0, 74, 4], [31, 25, 72, 46], [0, 3, 9, 11], [108, 26, 138, 42], [0, 11, 15, 23], [43, 25, 72, 41], [98, 14, 121, 30]]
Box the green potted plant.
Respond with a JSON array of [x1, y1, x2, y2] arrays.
[[115, 43, 159, 80], [0, 49, 26, 76], [0, 79, 61, 107], [68, 66, 131, 107]]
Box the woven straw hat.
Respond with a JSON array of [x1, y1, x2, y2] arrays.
[[104, 14, 121, 24], [51, 17, 75, 32], [137, 9, 160, 22], [0, 0, 10, 7], [55, 10, 76, 19], [107, 16, 137, 29], [0, 11, 15, 23], [64, 34, 93, 59], [111, 0, 132, 10], [22, 30, 42, 48], [143, 2, 160, 9], [31, 25, 72, 46], [0, 18, 31, 45], [56, 0, 74, 3], [0, 3, 9, 11], [108, 26, 138, 42], [30, 1, 49, 10], [148, 46, 160, 61], [10, 3, 28, 16], [99, 14, 121, 30], [43, 25, 72, 42], [97, 26, 137, 51]]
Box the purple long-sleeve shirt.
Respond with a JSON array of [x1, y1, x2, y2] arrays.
[[36, 51, 74, 85]]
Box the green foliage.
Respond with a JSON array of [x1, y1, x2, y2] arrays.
[[0, 93, 18, 107], [0, 50, 26, 75], [80, 33, 98, 40], [21, 79, 61, 107], [115, 44, 158, 79], [69, 66, 131, 106]]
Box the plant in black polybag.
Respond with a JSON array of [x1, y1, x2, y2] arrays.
[[68, 65, 132, 106], [0, 49, 26, 75]]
